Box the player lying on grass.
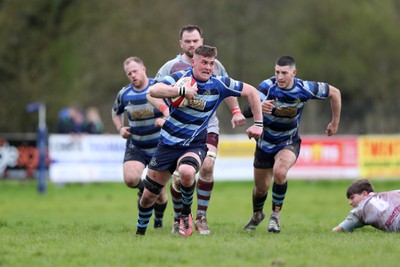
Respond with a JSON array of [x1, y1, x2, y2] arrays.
[[332, 178, 400, 232]]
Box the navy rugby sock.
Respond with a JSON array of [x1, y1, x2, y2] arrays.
[[272, 181, 288, 212], [180, 181, 196, 216]]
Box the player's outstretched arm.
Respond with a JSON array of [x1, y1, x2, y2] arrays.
[[326, 85, 341, 136]]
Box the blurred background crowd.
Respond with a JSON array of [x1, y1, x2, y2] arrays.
[[57, 105, 104, 134]]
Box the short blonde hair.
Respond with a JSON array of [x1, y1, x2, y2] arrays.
[[123, 57, 144, 67]]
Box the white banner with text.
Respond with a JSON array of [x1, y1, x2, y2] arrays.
[[49, 134, 361, 183]]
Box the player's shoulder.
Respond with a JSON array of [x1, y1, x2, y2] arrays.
[[160, 69, 191, 86], [378, 190, 400, 197], [210, 73, 230, 82], [214, 58, 224, 68], [298, 78, 327, 88], [258, 76, 276, 89], [293, 78, 309, 90], [163, 55, 182, 65], [156, 55, 190, 81], [115, 84, 133, 102], [157, 57, 178, 72], [213, 59, 228, 76], [295, 77, 304, 84], [298, 79, 330, 95], [119, 83, 132, 94], [211, 75, 242, 89], [175, 69, 192, 80]]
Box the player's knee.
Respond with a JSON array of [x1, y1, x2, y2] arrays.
[[156, 189, 168, 203], [178, 156, 200, 174], [273, 169, 288, 184], [124, 176, 141, 188], [254, 187, 268, 197], [143, 176, 163, 195], [274, 156, 295, 181], [200, 154, 215, 175]]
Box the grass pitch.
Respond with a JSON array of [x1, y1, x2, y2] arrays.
[[1, 179, 400, 267]]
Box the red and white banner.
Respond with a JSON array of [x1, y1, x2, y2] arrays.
[[216, 135, 359, 180], [290, 136, 359, 179]]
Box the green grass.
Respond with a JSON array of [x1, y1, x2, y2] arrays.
[[1, 179, 400, 267]]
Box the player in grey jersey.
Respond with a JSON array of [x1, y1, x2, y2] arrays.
[[155, 25, 246, 235], [332, 179, 400, 232]]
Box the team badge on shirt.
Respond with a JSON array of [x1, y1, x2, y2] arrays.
[[149, 157, 157, 167], [188, 98, 206, 110], [273, 107, 298, 118]]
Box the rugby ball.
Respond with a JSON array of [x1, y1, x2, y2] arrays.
[[169, 76, 197, 108]]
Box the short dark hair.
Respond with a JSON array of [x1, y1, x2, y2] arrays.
[[276, 56, 296, 67], [194, 45, 217, 58], [179, 24, 203, 39], [346, 179, 375, 199]]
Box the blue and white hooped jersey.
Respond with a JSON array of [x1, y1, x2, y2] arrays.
[[257, 77, 330, 153], [158, 69, 242, 147], [112, 78, 164, 156]]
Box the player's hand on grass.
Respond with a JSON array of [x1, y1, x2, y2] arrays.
[[332, 226, 343, 232]]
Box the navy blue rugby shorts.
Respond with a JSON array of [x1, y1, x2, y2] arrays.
[[123, 144, 152, 166], [253, 140, 301, 169], [148, 143, 207, 174]]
